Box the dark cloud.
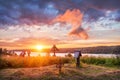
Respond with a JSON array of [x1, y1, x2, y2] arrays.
[[0, 0, 120, 29], [83, 8, 105, 22], [0, 0, 59, 28], [80, 0, 120, 22], [0, 0, 120, 39], [83, 0, 120, 10], [69, 27, 88, 39], [114, 10, 120, 22]]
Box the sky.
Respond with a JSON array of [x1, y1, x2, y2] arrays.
[[0, 0, 120, 49]]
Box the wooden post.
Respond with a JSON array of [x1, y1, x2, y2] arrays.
[[56, 58, 64, 74]]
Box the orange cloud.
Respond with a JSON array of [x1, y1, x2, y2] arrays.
[[0, 37, 65, 49], [54, 9, 88, 39]]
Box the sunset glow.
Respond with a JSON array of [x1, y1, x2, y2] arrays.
[[36, 45, 43, 50], [0, 1, 120, 80], [0, 0, 120, 49]]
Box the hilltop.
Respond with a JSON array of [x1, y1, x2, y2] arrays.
[[0, 63, 120, 80]]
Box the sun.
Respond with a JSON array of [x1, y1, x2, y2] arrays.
[[36, 45, 43, 50]]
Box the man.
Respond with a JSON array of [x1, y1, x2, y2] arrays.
[[74, 50, 82, 68]]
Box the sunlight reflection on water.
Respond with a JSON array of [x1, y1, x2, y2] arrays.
[[14, 51, 117, 58]]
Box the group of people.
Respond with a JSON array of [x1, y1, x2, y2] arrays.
[[20, 50, 31, 57]]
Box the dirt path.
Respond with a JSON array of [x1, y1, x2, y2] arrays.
[[0, 64, 120, 80]]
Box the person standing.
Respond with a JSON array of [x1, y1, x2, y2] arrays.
[[74, 50, 82, 68], [51, 45, 59, 56], [27, 50, 31, 57]]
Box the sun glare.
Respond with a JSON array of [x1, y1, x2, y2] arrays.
[[36, 45, 43, 50]]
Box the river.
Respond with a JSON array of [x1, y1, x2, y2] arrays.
[[14, 51, 118, 58]]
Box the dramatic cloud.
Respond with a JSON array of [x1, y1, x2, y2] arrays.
[[83, 8, 105, 22], [54, 9, 88, 39], [0, 0, 120, 27], [0, 0, 120, 49], [83, 0, 120, 10], [0, 0, 59, 28]]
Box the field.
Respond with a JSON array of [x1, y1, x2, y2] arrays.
[[0, 56, 71, 68], [0, 63, 120, 80], [81, 56, 120, 67], [0, 55, 120, 80]]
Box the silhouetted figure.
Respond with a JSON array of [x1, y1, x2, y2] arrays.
[[2, 48, 7, 55], [0, 48, 2, 56], [51, 45, 59, 56], [74, 50, 82, 68], [12, 51, 17, 56], [46, 51, 50, 57], [27, 50, 31, 57], [20, 52, 22, 57], [20, 51, 26, 57]]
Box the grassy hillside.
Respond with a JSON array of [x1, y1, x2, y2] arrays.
[[0, 56, 120, 80], [1, 55, 120, 69], [0, 63, 120, 80], [81, 56, 120, 67], [0, 56, 71, 69]]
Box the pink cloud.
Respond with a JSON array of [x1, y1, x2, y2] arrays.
[[53, 9, 88, 39]]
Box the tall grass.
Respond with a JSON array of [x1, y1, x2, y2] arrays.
[[81, 56, 120, 67], [0, 56, 71, 69], [1, 55, 120, 69]]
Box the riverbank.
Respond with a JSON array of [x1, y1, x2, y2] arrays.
[[0, 63, 120, 80], [1, 55, 120, 69]]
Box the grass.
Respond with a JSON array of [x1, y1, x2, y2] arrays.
[[0, 56, 71, 69], [0, 63, 120, 80], [81, 56, 120, 67], [0, 55, 120, 69], [0, 55, 120, 80]]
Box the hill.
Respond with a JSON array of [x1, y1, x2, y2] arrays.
[[0, 63, 120, 80]]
